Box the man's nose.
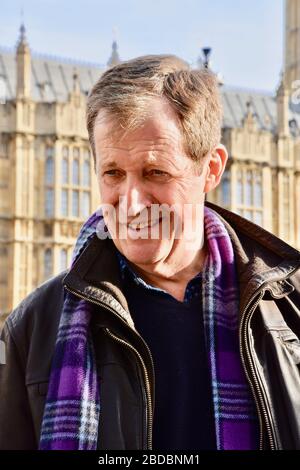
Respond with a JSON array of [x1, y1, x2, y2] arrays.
[[121, 178, 152, 218]]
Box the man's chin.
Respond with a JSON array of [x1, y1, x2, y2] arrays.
[[115, 239, 167, 265]]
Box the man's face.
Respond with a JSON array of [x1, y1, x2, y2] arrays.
[[93, 98, 211, 267]]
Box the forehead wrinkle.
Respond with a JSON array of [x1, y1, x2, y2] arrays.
[[95, 121, 188, 171], [129, 137, 181, 152], [96, 121, 183, 145], [100, 145, 131, 152], [99, 135, 190, 168], [98, 136, 182, 159]]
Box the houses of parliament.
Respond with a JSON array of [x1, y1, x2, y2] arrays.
[[0, 0, 300, 322]]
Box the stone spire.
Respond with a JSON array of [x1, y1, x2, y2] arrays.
[[107, 40, 121, 68], [16, 23, 31, 98], [276, 73, 290, 137], [197, 47, 212, 69], [197, 46, 224, 85], [242, 99, 258, 131], [72, 68, 80, 94], [17, 23, 28, 48]]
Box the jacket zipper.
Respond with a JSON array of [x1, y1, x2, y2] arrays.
[[239, 267, 300, 451], [104, 328, 153, 450], [63, 284, 154, 450], [239, 288, 276, 450]]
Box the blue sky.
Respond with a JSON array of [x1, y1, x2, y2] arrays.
[[0, 0, 283, 92]]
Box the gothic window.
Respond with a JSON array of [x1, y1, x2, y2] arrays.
[[82, 160, 90, 187], [46, 146, 54, 159], [245, 170, 253, 206], [44, 248, 53, 280], [60, 249, 68, 271], [61, 189, 68, 216], [45, 189, 54, 217], [235, 168, 263, 226], [72, 190, 79, 217], [254, 171, 262, 207], [59, 145, 91, 221], [82, 191, 90, 218], [62, 158, 69, 184], [72, 159, 79, 185], [45, 157, 54, 185], [221, 170, 230, 206]]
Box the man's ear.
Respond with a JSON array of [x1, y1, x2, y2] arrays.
[[203, 144, 228, 193]]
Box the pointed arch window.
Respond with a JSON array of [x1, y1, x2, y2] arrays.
[[221, 170, 231, 206], [60, 249, 68, 271], [72, 159, 79, 185], [82, 160, 90, 187], [45, 156, 54, 185], [44, 248, 53, 280], [62, 158, 69, 184], [235, 168, 263, 226]]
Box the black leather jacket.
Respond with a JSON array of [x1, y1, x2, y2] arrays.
[[1, 202, 300, 450]]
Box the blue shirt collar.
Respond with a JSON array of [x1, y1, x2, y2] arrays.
[[116, 250, 202, 303]]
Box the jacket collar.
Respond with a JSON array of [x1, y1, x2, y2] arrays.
[[63, 235, 134, 328], [206, 202, 300, 311], [63, 202, 300, 322]]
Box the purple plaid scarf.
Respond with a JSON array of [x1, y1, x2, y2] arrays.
[[39, 207, 259, 450], [202, 208, 259, 449]]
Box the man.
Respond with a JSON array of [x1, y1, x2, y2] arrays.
[[0, 55, 300, 450]]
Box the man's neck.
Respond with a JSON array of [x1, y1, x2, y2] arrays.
[[128, 243, 207, 302]]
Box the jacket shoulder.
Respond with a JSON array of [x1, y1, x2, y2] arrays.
[[4, 271, 67, 352]]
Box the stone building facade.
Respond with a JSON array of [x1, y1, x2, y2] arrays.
[[0, 0, 299, 322]]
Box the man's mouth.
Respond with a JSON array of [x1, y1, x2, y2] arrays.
[[127, 217, 162, 231]]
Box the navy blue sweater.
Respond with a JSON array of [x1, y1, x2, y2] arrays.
[[118, 254, 216, 450]]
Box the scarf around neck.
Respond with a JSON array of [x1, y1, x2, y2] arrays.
[[39, 207, 259, 450]]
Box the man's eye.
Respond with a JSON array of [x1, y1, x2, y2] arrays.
[[103, 170, 121, 177], [148, 170, 169, 177]]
